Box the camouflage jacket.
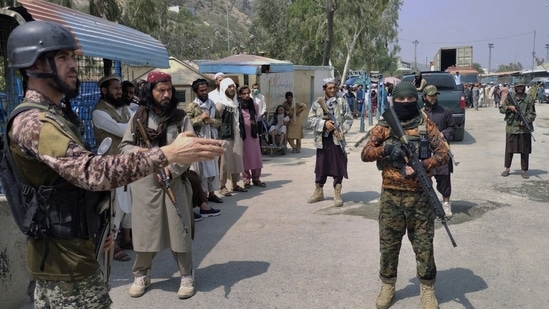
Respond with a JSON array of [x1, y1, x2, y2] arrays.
[[499, 93, 536, 134], [9, 90, 168, 281], [361, 115, 449, 191]]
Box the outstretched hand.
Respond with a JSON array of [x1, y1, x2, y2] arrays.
[[161, 131, 225, 164]]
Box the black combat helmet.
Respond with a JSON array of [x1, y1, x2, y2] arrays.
[[7, 21, 80, 98], [7, 20, 78, 68]]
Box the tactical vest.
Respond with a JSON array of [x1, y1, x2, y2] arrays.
[[6, 101, 109, 270], [93, 99, 131, 155], [377, 121, 431, 170]]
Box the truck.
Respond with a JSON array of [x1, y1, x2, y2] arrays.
[[433, 46, 474, 72], [402, 71, 466, 141]]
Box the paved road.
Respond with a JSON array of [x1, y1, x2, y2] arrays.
[[21, 104, 549, 308]]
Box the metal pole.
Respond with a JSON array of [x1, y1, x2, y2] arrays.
[[413, 40, 419, 71], [488, 43, 494, 73], [532, 30, 536, 73], [545, 43, 549, 61]]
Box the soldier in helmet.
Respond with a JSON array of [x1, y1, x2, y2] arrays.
[[499, 80, 536, 179], [5, 21, 223, 308], [361, 81, 449, 309]]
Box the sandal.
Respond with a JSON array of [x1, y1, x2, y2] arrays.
[[119, 241, 133, 250], [501, 170, 510, 177], [253, 180, 266, 187], [219, 187, 232, 196], [114, 247, 131, 262], [233, 185, 248, 192]]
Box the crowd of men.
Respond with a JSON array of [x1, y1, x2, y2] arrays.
[[3, 20, 540, 309]]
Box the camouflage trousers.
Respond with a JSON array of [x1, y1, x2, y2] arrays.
[[34, 270, 112, 309], [378, 189, 436, 285]]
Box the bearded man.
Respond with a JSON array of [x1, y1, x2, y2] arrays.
[[92, 75, 134, 261], [422, 85, 456, 219], [499, 80, 536, 179], [119, 71, 197, 299]]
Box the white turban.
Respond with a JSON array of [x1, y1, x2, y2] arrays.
[[214, 72, 225, 79], [323, 77, 337, 85], [218, 77, 239, 129]]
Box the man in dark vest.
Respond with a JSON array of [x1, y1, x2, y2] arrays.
[[92, 75, 133, 261], [5, 21, 224, 308]]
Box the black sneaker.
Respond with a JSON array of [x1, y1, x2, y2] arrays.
[[200, 207, 221, 217], [207, 195, 223, 203], [193, 211, 203, 222]]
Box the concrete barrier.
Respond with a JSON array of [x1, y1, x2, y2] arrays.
[[0, 196, 32, 308]]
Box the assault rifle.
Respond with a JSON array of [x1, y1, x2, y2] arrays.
[[507, 94, 536, 142], [322, 97, 347, 156], [95, 137, 114, 287], [136, 120, 188, 233], [382, 107, 457, 247]]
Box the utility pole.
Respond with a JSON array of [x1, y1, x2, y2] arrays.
[[413, 40, 419, 71], [531, 30, 536, 73], [226, 0, 230, 54], [488, 43, 494, 73], [545, 43, 549, 61]]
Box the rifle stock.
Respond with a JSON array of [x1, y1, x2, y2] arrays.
[[136, 120, 188, 233], [382, 107, 457, 247], [507, 94, 535, 142]]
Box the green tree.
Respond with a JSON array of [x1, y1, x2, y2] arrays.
[[496, 62, 523, 72], [253, 0, 401, 78], [472, 62, 485, 74], [48, 0, 73, 8], [322, 0, 337, 66], [89, 0, 122, 22], [337, 0, 401, 80]]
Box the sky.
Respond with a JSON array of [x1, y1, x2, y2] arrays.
[[397, 0, 549, 71]]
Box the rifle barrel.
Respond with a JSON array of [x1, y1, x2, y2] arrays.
[[136, 120, 188, 233]]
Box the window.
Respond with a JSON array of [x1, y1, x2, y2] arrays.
[[174, 90, 186, 103]]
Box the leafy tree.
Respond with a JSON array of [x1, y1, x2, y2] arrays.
[[496, 62, 523, 72], [322, 0, 336, 66], [472, 62, 485, 74], [89, 0, 122, 22], [48, 0, 73, 8], [337, 0, 401, 80], [253, 0, 401, 78]]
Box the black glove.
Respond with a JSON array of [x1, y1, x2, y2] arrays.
[[384, 143, 406, 161]]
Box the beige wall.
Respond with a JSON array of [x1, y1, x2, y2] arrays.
[[0, 197, 32, 308], [292, 66, 334, 123]]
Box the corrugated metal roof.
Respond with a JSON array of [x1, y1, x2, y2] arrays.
[[137, 57, 213, 86], [16, 0, 169, 68], [199, 54, 293, 74]]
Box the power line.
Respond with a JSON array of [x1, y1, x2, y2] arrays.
[[398, 31, 535, 45]]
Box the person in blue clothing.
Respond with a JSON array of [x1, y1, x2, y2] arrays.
[[355, 84, 364, 118], [345, 85, 355, 117], [537, 82, 545, 103]]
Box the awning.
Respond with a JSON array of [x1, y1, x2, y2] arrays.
[[13, 0, 169, 68], [199, 54, 293, 74]]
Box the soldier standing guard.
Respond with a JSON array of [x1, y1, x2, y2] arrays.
[[306, 78, 353, 207]]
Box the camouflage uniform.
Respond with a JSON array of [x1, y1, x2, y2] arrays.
[[10, 90, 169, 308], [34, 270, 111, 309], [361, 115, 448, 285], [499, 87, 536, 172]]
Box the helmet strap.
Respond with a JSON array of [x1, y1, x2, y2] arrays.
[[25, 56, 80, 99]]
